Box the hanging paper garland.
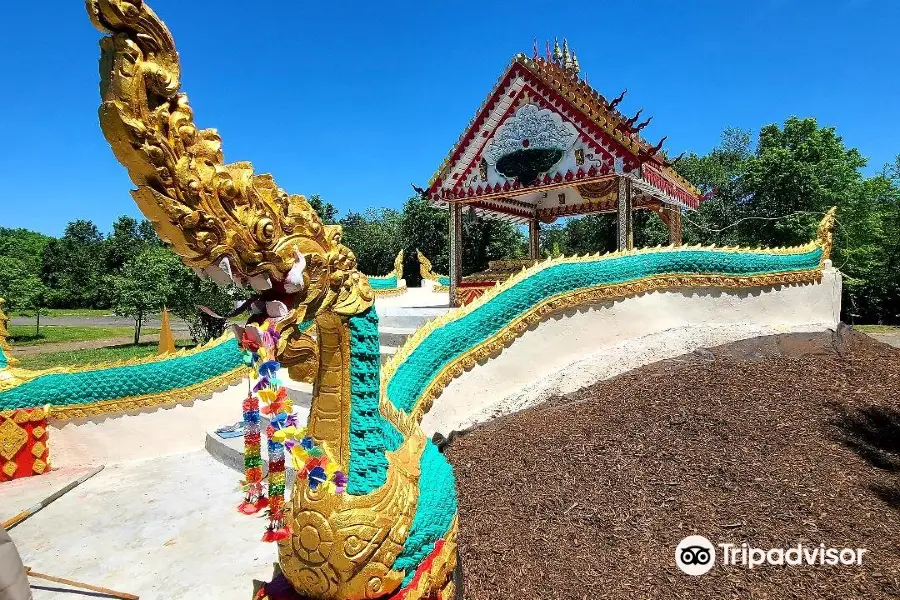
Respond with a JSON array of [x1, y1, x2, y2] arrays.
[[234, 320, 346, 543]]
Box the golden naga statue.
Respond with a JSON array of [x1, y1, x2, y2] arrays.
[[86, 2, 459, 599]]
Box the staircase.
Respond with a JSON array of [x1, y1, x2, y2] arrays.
[[205, 304, 450, 477]]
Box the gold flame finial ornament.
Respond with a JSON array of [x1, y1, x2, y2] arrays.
[[0, 298, 18, 368], [816, 206, 838, 262]]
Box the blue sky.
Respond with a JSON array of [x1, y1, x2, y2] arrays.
[[0, 1, 897, 236]]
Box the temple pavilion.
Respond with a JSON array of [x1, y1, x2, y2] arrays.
[[426, 39, 706, 305]]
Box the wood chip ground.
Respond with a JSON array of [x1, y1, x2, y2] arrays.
[[445, 326, 900, 599]]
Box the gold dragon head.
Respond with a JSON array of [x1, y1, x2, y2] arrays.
[[87, 0, 373, 364]]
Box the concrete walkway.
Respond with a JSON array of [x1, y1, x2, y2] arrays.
[[866, 331, 900, 348], [1, 452, 277, 599], [9, 315, 189, 329], [11, 334, 169, 357]]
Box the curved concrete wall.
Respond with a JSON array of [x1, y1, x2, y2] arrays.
[[420, 265, 842, 436], [49, 370, 312, 468]]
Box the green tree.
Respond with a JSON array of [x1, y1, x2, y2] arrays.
[[0, 256, 48, 334], [340, 208, 402, 276], [309, 194, 338, 224], [540, 224, 567, 258], [42, 220, 106, 308], [397, 196, 449, 285], [391, 196, 527, 284], [0, 228, 52, 272], [110, 247, 179, 343], [676, 127, 753, 246], [740, 117, 865, 247], [459, 208, 526, 273], [167, 261, 247, 344], [675, 119, 899, 324], [104, 216, 149, 273]]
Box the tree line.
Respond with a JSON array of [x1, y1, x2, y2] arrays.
[[0, 117, 897, 339]]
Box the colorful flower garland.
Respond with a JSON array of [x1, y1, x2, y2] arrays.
[[235, 320, 346, 543]]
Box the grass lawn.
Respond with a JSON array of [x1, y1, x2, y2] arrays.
[[9, 308, 111, 318], [854, 324, 900, 334], [9, 325, 160, 346], [17, 341, 194, 370]]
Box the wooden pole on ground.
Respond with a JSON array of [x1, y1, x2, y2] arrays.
[[2, 465, 105, 531], [25, 567, 139, 600]]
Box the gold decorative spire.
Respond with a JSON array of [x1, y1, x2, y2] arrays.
[[562, 38, 573, 70], [552, 38, 563, 63], [572, 52, 581, 75], [0, 298, 18, 368]]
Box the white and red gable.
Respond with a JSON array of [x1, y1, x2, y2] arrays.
[[427, 53, 703, 223]]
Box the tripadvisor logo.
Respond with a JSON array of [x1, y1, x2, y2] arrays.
[[675, 535, 868, 575], [676, 535, 715, 576]]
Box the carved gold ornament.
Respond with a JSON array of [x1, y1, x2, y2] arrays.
[[0, 418, 27, 461], [416, 249, 447, 282], [87, 0, 373, 374], [31, 441, 46, 458]]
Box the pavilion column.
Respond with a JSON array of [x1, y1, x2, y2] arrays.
[[528, 219, 540, 259], [617, 176, 634, 251], [667, 204, 683, 246], [448, 202, 463, 307]]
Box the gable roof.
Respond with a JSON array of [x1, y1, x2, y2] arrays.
[[427, 53, 703, 211]]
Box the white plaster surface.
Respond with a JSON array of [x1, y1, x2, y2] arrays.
[[374, 284, 449, 308], [50, 371, 311, 469], [0, 451, 277, 599], [421, 268, 843, 436]]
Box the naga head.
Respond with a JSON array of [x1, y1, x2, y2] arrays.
[[87, 0, 373, 366]]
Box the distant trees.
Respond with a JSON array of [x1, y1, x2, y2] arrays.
[[0, 256, 47, 334], [339, 195, 527, 285], [41, 220, 107, 308], [675, 118, 900, 324], [109, 246, 177, 344]]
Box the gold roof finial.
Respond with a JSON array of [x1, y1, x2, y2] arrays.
[[572, 51, 581, 75], [552, 38, 563, 63], [562, 38, 572, 69]]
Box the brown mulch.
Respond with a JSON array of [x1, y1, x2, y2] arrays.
[[445, 325, 900, 599]]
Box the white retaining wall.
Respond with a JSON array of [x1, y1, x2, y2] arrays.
[[420, 265, 842, 436]]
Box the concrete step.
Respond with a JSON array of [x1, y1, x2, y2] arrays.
[[380, 345, 397, 364], [379, 326, 417, 348], [206, 400, 312, 488], [376, 307, 450, 329]]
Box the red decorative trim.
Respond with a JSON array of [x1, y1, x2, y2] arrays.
[[0, 407, 50, 481], [389, 540, 446, 600], [449, 79, 620, 199], [642, 163, 699, 208], [429, 57, 703, 207]]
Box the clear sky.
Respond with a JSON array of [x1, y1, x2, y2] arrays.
[[0, 1, 897, 236]]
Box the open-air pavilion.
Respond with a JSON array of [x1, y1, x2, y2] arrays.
[[426, 40, 706, 305]]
